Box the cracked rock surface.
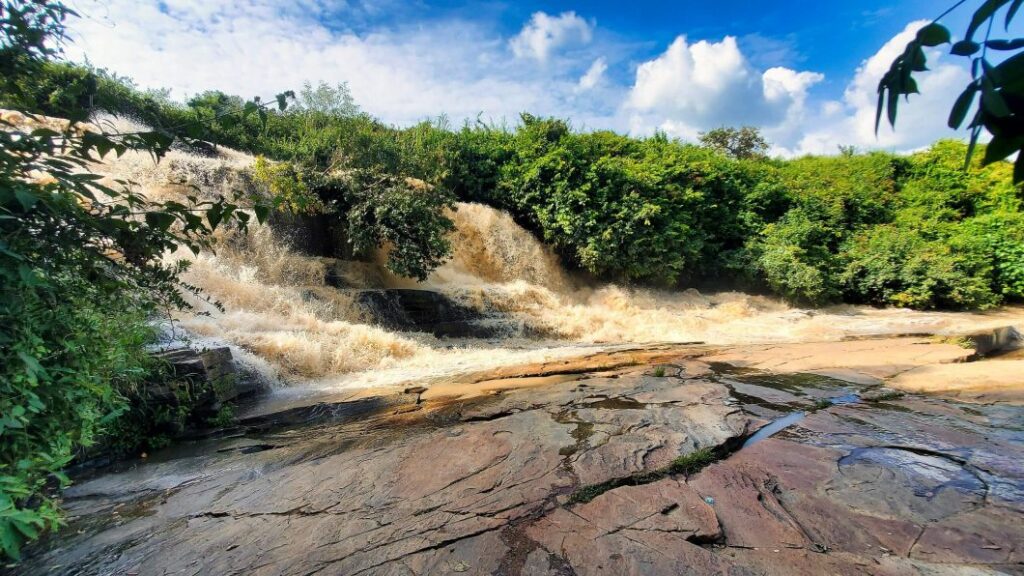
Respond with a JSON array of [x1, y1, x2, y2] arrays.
[[12, 338, 1024, 575]]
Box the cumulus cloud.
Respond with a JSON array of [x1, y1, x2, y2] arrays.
[[788, 21, 973, 156], [66, 1, 592, 126], [64, 2, 972, 156], [510, 11, 593, 63], [577, 57, 607, 91], [624, 36, 823, 141]]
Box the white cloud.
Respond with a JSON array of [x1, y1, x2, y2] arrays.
[[577, 57, 607, 91], [624, 36, 822, 142], [63, 3, 973, 157], [66, 1, 590, 126], [510, 11, 593, 63], [787, 21, 973, 156]]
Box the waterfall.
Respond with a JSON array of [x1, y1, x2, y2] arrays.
[[83, 122, 1022, 391]]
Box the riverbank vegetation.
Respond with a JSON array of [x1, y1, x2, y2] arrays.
[[1, 1, 289, 558], [17, 63, 1021, 309]]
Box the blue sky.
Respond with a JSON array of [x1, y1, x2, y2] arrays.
[[68, 0, 993, 155], [384, 0, 967, 94]]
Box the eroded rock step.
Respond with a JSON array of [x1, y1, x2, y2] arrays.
[[11, 340, 1024, 576]]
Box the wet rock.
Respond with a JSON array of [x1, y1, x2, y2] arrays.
[[151, 346, 262, 406], [349, 289, 511, 338], [889, 360, 1024, 404], [861, 387, 904, 402], [323, 259, 388, 288], [268, 211, 352, 259], [837, 447, 986, 522], [966, 325, 1021, 357], [568, 393, 753, 486], [13, 339, 1024, 576], [521, 548, 561, 576], [684, 399, 1024, 575], [526, 481, 741, 575], [704, 338, 975, 381]]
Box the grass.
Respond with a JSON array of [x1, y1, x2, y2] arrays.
[[652, 366, 667, 377], [811, 398, 833, 410], [667, 447, 716, 475], [567, 447, 720, 504], [868, 390, 905, 402], [935, 336, 976, 350], [568, 480, 621, 504]]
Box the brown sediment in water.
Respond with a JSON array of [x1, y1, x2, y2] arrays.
[[73, 117, 1024, 393]]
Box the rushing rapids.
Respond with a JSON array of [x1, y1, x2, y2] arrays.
[[88, 135, 1024, 392]]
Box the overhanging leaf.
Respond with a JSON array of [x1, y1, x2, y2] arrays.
[[916, 23, 951, 47], [144, 211, 175, 231], [968, 0, 1014, 40], [951, 40, 981, 56], [982, 134, 1022, 164], [949, 84, 979, 129], [986, 38, 1024, 50], [1008, 0, 1024, 28], [254, 204, 270, 224]]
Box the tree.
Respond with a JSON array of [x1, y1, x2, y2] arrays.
[[697, 126, 770, 159], [877, 0, 1024, 181], [296, 81, 359, 117]]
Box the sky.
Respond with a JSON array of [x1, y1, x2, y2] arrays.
[[64, 0, 1001, 156]]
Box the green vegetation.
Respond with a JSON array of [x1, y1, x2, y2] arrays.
[[568, 446, 719, 504], [0, 0, 287, 559], [11, 43, 1021, 308], [667, 447, 716, 475], [698, 126, 770, 159], [866, 390, 905, 403], [879, 1, 1024, 181]]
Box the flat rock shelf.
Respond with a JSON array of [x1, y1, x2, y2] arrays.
[[11, 335, 1024, 576]]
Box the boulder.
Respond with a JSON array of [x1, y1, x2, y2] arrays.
[[153, 346, 261, 403], [350, 288, 513, 338]]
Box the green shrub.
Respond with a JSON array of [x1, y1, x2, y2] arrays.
[[0, 277, 155, 558], [751, 208, 842, 304], [840, 225, 999, 309]]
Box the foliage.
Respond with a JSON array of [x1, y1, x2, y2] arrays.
[[325, 169, 456, 280], [878, 1, 1024, 181], [489, 117, 757, 284], [0, 60, 95, 119], [252, 156, 323, 215], [0, 0, 292, 558], [101, 370, 238, 456], [16, 55, 1023, 308], [840, 224, 998, 309], [667, 447, 717, 476], [752, 207, 842, 304], [0, 280, 155, 558], [698, 126, 770, 159]]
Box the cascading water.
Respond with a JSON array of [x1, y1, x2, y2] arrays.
[[88, 130, 1024, 392]]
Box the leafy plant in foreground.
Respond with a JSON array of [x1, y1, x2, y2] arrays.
[[0, 0, 293, 558], [878, 0, 1024, 181]]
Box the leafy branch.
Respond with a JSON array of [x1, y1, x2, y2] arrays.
[[877, 0, 1024, 181]]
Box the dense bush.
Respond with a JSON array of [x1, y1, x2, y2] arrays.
[[0, 278, 155, 557], [15, 57, 1023, 307]]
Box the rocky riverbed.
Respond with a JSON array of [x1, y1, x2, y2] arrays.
[[11, 333, 1024, 575]]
